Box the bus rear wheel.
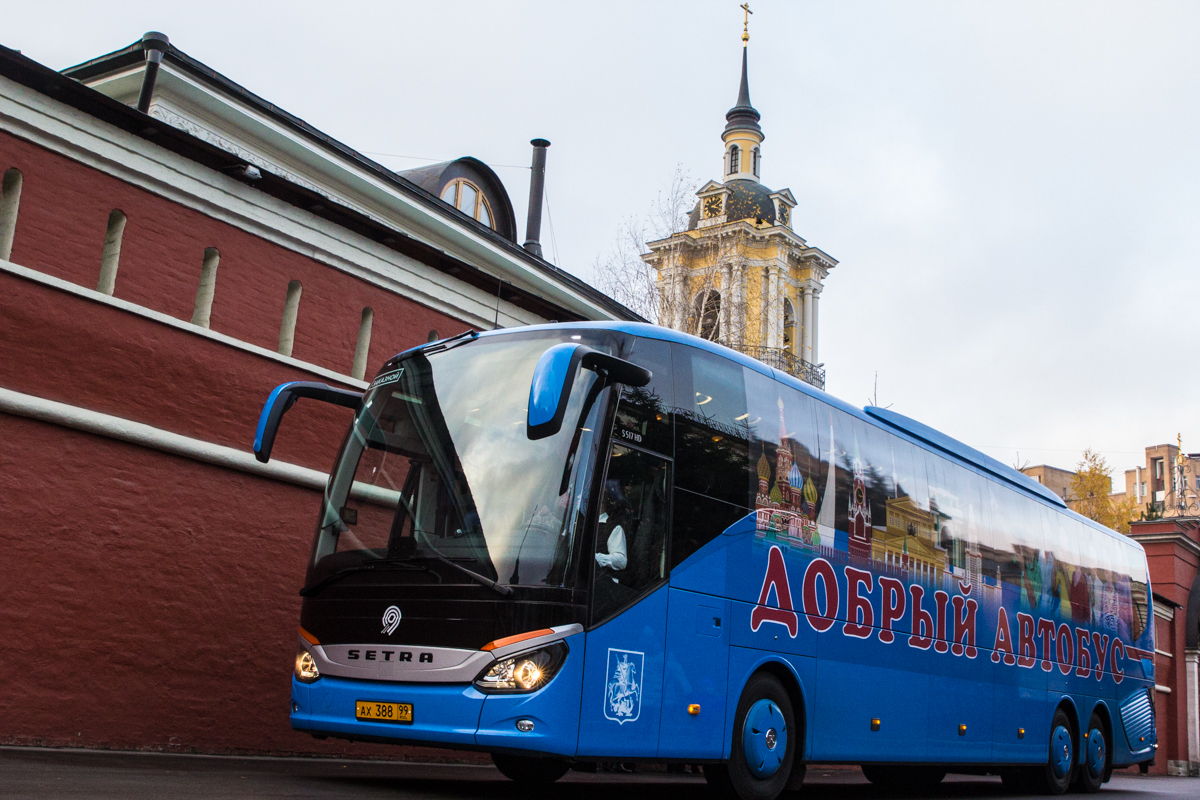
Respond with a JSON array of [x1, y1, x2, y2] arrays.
[[705, 673, 796, 800], [1010, 708, 1075, 795], [490, 753, 570, 785], [860, 765, 946, 790], [1072, 711, 1107, 793]]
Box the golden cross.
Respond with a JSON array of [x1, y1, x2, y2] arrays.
[[741, 3, 753, 45]]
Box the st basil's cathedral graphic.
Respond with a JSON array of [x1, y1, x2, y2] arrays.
[[754, 398, 820, 550]]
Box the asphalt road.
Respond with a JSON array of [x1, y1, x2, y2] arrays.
[[0, 747, 1192, 800]]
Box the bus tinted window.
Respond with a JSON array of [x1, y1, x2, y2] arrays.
[[614, 337, 674, 456], [814, 406, 857, 544], [990, 484, 1046, 616], [879, 438, 932, 574], [1126, 542, 1150, 643], [671, 344, 750, 508], [671, 488, 749, 568], [1039, 506, 1079, 623]]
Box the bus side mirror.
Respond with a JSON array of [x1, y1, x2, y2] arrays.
[[527, 344, 651, 440], [254, 381, 363, 463]]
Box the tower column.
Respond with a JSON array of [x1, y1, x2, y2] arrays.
[[719, 262, 732, 344], [792, 283, 803, 357], [811, 287, 821, 365], [802, 285, 815, 364], [674, 259, 687, 331], [729, 260, 739, 347], [767, 264, 780, 349]]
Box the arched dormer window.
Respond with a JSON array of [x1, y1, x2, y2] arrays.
[[440, 179, 493, 229], [752, 147, 760, 177], [728, 145, 740, 176]]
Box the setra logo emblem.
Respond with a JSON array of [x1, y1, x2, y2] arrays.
[[381, 605, 402, 635], [603, 648, 643, 724]]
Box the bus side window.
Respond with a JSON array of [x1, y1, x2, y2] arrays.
[[614, 337, 674, 455], [671, 344, 750, 509], [592, 444, 671, 624]]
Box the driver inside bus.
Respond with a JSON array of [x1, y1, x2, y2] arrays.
[[595, 480, 631, 575]]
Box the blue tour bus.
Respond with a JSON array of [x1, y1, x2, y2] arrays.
[[255, 322, 1156, 798]]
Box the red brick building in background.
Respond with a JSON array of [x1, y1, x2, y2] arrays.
[[0, 34, 636, 758], [1127, 518, 1200, 776]]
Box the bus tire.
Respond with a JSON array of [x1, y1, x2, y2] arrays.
[[490, 753, 570, 785], [1072, 711, 1107, 793], [860, 765, 945, 790], [707, 673, 797, 800], [1027, 707, 1076, 795]]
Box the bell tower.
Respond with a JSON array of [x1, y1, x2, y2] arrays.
[[642, 5, 838, 390]]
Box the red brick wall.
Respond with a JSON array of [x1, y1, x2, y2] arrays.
[[0, 414, 479, 761], [0, 131, 489, 758]]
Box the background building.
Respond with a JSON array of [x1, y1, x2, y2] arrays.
[[0, 33, 635, 758], [1020, 464, 1076, 504], [642, 26, 835, 390], [1112, 439, 1200, 520]]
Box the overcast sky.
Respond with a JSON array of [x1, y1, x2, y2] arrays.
[[5, 1, 1198, 489]]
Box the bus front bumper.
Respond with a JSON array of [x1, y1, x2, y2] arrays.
[[290, 674, 577, 755]]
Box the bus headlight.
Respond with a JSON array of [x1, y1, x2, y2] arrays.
[[474, 642, 567, 693], [295, 649, 321, 683]]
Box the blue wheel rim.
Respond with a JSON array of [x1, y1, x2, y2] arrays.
[[1050, 724, 1073, 780], [1086, 726, 1105, 779], [742, 698, 788, 778]]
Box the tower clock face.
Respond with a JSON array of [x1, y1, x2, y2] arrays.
[[779, 205, 790, 225], [704, 196, 723, 217]]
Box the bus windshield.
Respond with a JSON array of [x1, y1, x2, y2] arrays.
[[306, 330, 613, 592]]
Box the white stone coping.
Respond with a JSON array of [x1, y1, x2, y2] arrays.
[[0, 384, 401, 508]]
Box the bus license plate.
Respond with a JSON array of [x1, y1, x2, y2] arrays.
[[355, 700, 413, 724]]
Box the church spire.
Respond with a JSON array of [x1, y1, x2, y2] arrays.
[[724, 47, 762, 138], [721, 4, 764, 181]]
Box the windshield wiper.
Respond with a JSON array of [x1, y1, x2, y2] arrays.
[[299, 559, 441, 598], [413, 552, 513, 597]]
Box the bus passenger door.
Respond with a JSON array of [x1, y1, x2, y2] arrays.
[[577, 444, 672, 758]]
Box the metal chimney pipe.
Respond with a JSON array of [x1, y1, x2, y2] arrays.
[[523, 138, 550, 258], [136, 32, 170, 114]]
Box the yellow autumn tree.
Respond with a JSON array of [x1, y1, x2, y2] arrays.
[[1069, 448, 1137, 534]]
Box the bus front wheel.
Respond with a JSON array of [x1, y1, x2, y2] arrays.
[[706, 673, 797, 800], [490, 753, 570, 785]]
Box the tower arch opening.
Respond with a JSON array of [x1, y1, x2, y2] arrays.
[[691, 289, 722, 341]]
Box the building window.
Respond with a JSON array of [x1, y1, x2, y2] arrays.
[[752, 147, 760, 177], [191, 247, 220, 328], [96, 209, 127, 296], [0, 167, 23, 261], [351, 307, 374, 380], [782, 297, 795, 350], [440, 179, 493, 228], [728, 146, 740, 175], [278, 280, 303, 357]]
